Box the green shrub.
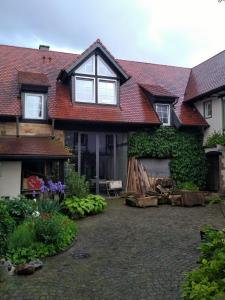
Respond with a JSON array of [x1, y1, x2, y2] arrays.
[[5, 195, 34, 223], [182, 227, 225, 300], [7, 221, 35, 249], [65, 168, 90, 198], [0, 200, 15, 256], [205, 131, 225, 148], [176, 182, 199, 191], [64, 194, 107, 218], [37, 198, 61, 215], [6, 214, 76, 264]]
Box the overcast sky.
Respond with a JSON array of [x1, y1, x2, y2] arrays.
[[1, 0, 225, 67]]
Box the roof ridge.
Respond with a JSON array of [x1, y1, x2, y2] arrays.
[[118, 57, 190, 70], [191, 49, 225, 69]]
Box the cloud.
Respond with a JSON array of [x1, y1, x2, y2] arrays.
[[0, 0, 225, 67]]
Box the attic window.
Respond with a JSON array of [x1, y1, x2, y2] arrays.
[[155, 103, 170, 125], [204, 100, 212, 118], [74, 54, 118, 105], [76, 56, 95, 75], [24, 93, 45, 119]]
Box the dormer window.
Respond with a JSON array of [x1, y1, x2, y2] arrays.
[[73, 54, 118, 105], [24, 93, 45, 119], [155, 103, 170, 125]]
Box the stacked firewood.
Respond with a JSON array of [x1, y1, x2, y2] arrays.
[[126, 157, 165, 193]]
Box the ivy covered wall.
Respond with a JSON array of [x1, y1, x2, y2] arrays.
[[128, 126, 207, 188]]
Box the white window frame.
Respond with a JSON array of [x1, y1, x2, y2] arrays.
[[24, 93, 45, 120], [204, 100, 212, 118], [97, 55, 116, 77], [76, 55, 95, 75], [97, 78, 117, 105], [155, 103, 171, 126], [75, 76, 95, 103]]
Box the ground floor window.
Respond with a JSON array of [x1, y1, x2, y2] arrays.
[[65, 131, 128, 194]]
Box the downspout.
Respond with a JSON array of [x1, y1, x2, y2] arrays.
[[51, 118, 55, 139], [16, 116, 19, 137]]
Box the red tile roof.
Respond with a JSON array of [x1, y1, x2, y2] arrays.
[[0, 43, 208, 126], [139, 83, 177, 98], [18, 71, 50, 87], [0, 136, 71, 158], [185, 50, 225, 101]]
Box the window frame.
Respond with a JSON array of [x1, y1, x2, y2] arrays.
[[76, 55, 95, 75], [75, 76, 96, 104], [97, 78, 117, 105], [24, 92, 45, 120], [73, 53, 118, 105], [97, 55, 116, 77], [155, 103, 171, 126], [203, 100, 212, 119]]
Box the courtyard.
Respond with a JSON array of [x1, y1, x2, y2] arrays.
[[0, 198, 225, 300]]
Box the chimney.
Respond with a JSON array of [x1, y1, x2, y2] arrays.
[[39, 45, 50, 51]]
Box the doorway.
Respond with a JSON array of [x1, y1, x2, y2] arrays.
[[206, 152, 220, 191]]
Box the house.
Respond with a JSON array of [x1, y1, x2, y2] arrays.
[[1, 39, 222, 197]]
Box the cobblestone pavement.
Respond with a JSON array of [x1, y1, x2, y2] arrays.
[[1, 199, 225, 300]]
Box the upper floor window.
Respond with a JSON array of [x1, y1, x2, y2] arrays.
[[24, 93, 45, 120], [155, 103, 170, 125], [204, 100, 212, 118], [74, 54, 118, 105]]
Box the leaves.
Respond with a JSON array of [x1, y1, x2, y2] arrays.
[[128, 126, 206, 188]]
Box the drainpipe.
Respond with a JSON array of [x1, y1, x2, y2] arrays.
[[51, 118, 55, 139], [16, 116, 19, 137]]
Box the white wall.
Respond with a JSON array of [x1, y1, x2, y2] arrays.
[[194, 97, 223, 143], [0, 161, 21, 197]]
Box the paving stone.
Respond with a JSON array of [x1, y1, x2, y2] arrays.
[[0, 199, 224, 300]]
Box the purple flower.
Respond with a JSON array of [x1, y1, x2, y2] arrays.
[[40, 181, 47, 193], [32, 190, 36, 198]]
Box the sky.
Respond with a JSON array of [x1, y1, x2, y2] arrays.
[[0, 0, 225, 67]]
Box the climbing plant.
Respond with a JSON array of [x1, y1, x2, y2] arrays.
[[128, 126, 207, 188]]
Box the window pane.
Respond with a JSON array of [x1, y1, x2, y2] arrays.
[[204, 101, 212, 118], [156, 104, 170, 125], [75, 78, 95, 103], [98, 80, 116, 104], [97, 56, 116, 77], [24, 94, 44, 119], [76, 56, 95, 75]]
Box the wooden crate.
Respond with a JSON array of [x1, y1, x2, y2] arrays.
[[136, 196, 158, 207]]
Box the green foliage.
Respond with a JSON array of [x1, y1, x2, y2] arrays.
[[128, 126, 207, 188], [205, 131, 225, 148], [6, 214, 76, 264], [7, 221, 35, 249], [182, 227, 225, 300], [205, 194, 224, 205], [64, 194, 107, 218], [65, 167, 90, 198], [37, 198, 61, 215], [176, 182, 199, 191], [0, 200, 15, 256], [4, 195, 34, 224]]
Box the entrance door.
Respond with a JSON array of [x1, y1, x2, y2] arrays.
[[206, 153, 220, 191]]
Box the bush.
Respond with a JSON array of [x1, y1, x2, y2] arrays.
[[37, 198, 61, 215], [65, 168, 89, 198], [64, 194, 107, 218], [5, 195, 34, 224], [0, 200, 15, 256], [182, 227, 225, 300], [6, 214, 76, 264], [205, 131, 225, 148], [176, 182, 199, 191]]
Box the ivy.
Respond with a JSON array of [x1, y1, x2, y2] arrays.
[[128, 126, 207, 188]]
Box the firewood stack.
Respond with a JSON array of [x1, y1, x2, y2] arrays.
[[126, 157, 164, 193]]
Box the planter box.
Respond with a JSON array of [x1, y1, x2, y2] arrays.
[[180, 190, 205, 207], [126, 195, 158, 207]]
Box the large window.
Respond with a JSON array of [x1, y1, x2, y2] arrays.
[[75, 77, 95, 103], [155, 103, 170, 125], [74, 54, 118, 105], [24, 93, 45, 119]]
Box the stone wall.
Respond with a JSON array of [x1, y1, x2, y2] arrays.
[[219, 152, 225, 191]]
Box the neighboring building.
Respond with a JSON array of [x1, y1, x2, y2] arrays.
[[2, 39, 222, 197]]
